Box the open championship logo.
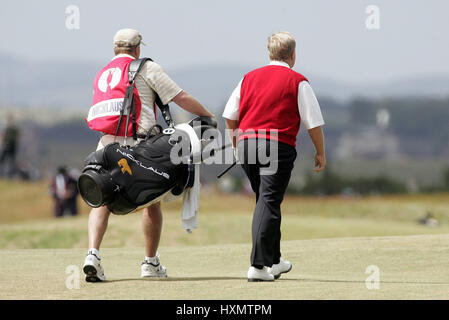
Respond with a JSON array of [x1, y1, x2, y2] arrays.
[[98, 68, 122, 93]]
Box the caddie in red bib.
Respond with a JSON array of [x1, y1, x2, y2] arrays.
[[82, 28, 214, 284], [87, 55, 142, 137]]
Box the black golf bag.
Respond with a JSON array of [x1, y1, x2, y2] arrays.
[[78, 116, 217, 215]]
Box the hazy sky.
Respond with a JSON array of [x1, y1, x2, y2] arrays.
[[1, 0, 448, 83]]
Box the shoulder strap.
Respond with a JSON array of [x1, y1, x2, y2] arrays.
[[127, 58, 151, 140], [155, 94, 174, 128], [115, 58, 175, 142], [114, 58, 148, 140], [129, 58, 175, 128], [128, 58, 151, 83]]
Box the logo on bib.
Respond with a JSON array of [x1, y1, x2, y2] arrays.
[[98, 67, 122, 93], [118, 158, 133, 175]]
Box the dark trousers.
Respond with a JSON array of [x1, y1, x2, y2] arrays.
[[0, 149, 17, 178], [53, 198, 78, 218], [239, 138, 297, 268]]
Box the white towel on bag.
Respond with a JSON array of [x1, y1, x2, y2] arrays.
[[173, 123, 202, 233], [181, 163, 200, 233]]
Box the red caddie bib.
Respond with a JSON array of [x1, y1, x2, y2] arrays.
[[86, 56, 142, 136]]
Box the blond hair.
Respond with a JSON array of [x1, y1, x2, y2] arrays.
[[267, 31, 296, 62]]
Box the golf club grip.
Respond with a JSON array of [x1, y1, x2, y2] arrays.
[[217, 162, 237, 179]]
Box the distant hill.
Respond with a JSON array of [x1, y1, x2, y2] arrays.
[[2, 52, 449, 187], [0, 52, 97, 110], [1, 52, 449, 112]]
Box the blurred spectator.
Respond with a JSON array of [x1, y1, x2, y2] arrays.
[[418, 212, 439, 227], [0, 114, 20, 178], [49, 166, 79, 217]]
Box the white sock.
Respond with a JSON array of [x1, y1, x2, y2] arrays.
[[88, 248, 100, 259], [145, 256, 158, 264]]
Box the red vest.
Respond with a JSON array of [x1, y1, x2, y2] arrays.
[[86, 56, 142, 136], [238, 65, 307, 147]]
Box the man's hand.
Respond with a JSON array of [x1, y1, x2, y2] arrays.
[[210, 116, 219, 130], [233, 147, 239, 162], [308, 126, 326, 173], [225, 119, 239, 149], [314, 153, 326, 172]]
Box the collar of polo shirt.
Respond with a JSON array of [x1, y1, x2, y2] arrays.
[[269, 60, 291, 68]]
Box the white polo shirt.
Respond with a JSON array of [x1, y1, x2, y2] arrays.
[[222, 61, 325, 130]]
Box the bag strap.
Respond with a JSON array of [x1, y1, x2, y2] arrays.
[[128, 58, 149, 83], [114, 58, 175, 142], [114, 83, 135, 139], [130, 58, 175, 128], [155, 94, 174, 128], [126, 58, 149, 142]]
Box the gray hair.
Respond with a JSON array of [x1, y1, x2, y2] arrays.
[[114, 44, 138, 55], [267, 31, 296, 62]]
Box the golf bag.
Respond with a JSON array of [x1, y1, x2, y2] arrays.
[[78, 116, 217, 215]]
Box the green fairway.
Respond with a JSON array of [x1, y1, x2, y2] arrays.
[[1, 234, 449, 300], [1, 181, 449, 250], [1, 180, 449, 299], [2, 211, 449, 250]]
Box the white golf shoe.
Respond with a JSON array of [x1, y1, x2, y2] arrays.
[[247, 266, 275, 282], [141, 254, 167, 278], [83, 251, 106, 282], [267, 257, 292, 279]]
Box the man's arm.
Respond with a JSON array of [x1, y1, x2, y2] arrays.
[[308, 126, 326, 172], [172, 90, 214, 118], [142, 61, 214, 118], [298, 81, 326, 172], [225, 119, 238, 148], [222, 80, 243, 148]]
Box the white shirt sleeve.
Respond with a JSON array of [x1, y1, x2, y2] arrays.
[[222, 79, 243, 120], [298, 81, 325, 129]]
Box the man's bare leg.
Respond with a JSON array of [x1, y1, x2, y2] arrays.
[[141, 201, 166, 277], [84, 206, 109, 281], [88, 206, 110, 250], [142, 202, 163, 257]]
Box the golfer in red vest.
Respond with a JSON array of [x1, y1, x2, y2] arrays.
[[83, 28, 213, 282], [223, 31, 326, 281]]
